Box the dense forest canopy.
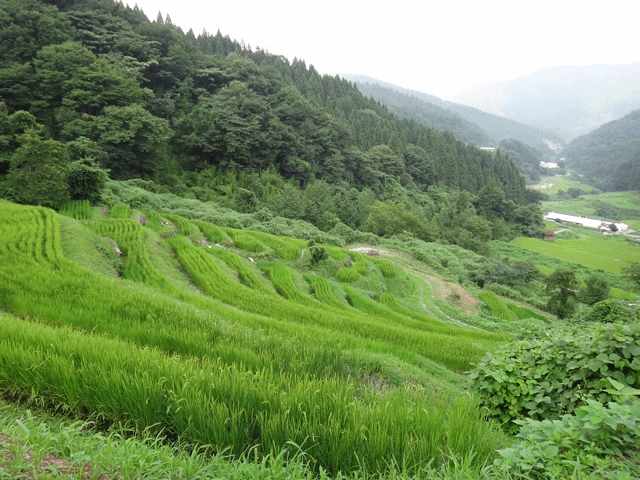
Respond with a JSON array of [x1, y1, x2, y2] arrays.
[[0, 0, 544, 249], [562, 109, 640, 191]]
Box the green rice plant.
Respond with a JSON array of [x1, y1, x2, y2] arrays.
[[163, 213, 193, 236], [206, 245, 273, 293], [478, 291, 513, 321], [506, 303, 548, 321], [0, 313, 507, 476], [303, 274, 351, 310], [110, 203, 131, 219], [245, 230, 306, 260], [260, 263, 316, 306], [324, 245, 344, 260], [512, 236, 640, 274], [380, 293, 506, 342], [171, 236, 502, 371], [370, 256, 396, 278], [224, 228, 265, 253], [91, 218, 167, 287], [92, 218, 144, 255], [58, 200, 91, 220], [610, 287, 638, 301], [0, 203, 64, 265], [336, 266, 359, 283], [143, 210, 164, 231], [0, 397, 331, 480], [350, 251, 369, 275], [191, 220, 227, 244]]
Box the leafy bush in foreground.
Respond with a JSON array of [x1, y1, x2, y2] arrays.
[[470, 323, 640, 432], [496, 397, 640, 479]]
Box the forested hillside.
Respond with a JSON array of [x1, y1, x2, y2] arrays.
[[344, 77, 494, 146], [562, 109, 640, 191], [497, 139, 544, 183], [0, 0, 544, 251]]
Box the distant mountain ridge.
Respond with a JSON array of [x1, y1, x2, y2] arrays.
[[345, 75, 564, 155], [450, 62, 640, 139]]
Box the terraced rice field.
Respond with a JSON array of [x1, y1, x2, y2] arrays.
[[0, 201, 508, 476]]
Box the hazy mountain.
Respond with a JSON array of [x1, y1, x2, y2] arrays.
[[345, 76, 494, 146], [562, 109, 640, 191], [345, 75, 565, 155], [450, 63, 640, 139]]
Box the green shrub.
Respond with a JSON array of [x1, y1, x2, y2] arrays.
[[496, 398, 640, 479], [579, 299, 638, 324], [470, 323, 640, 432]]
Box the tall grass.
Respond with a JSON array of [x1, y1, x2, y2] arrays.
[[110, 203, 131, 218], [191, 219, 227, 244], [246, 230, 306, 260], [304, 274, 351, 310], [478, 291, 513, 321], [0, 314, 505, 476], [164, 213, 194, 236], [59, 200, 91, 220], [224, 228, 266, 253]]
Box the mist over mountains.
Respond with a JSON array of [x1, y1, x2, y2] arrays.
[[449, 62, 640, 140], [344, 75, 565, 154]]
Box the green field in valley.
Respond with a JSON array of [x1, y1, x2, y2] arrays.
[[511, 236, 640, 274]]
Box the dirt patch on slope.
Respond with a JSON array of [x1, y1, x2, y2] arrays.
[[427, 275, 479, 315]]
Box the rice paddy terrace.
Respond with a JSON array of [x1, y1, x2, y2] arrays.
[[0, 200, 513, 476]]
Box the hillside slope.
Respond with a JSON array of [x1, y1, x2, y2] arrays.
[[0, 199, 512, 476], [562, 108, 640, 190]]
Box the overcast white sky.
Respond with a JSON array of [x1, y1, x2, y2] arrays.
[[127, 0, 639, 98]]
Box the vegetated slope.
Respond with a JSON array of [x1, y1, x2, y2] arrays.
[[344, 75, 564, 154], [451, 62, 640, 139], [346, 77, 494, 146], [562, 109, 640, 191], [0, 0, 529, 210], [498, 138, 545, 183], [0, 201, 508, 476]]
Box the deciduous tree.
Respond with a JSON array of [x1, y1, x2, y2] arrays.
[[545, 268, 579, 319], [6, 130, 69, 209]]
